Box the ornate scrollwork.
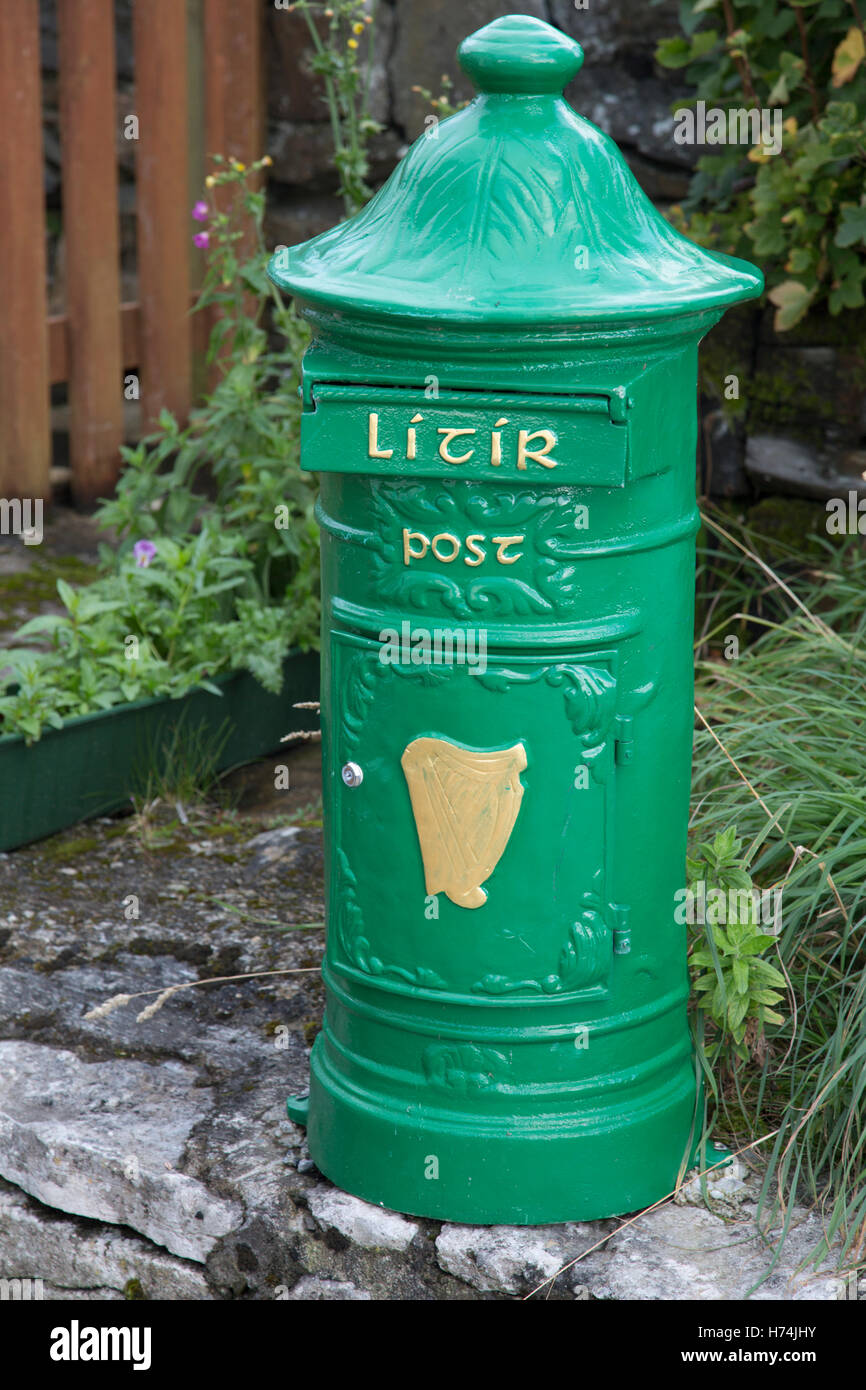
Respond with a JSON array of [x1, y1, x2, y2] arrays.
[[369, 479, 594, 616], [472, 892, 613, 997], [342, 650, 450, 749], [335, 848, 447, 989], [422, 1042, 511, 1094], [476, 661, 617, 774]]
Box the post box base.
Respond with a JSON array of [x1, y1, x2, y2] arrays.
[[301, 1035, 699, 1226]]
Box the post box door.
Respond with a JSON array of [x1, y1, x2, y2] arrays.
[[327, 628, 622, 1000]]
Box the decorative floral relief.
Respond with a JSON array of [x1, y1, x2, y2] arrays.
[[422, 1042, 511, 1094], [472, 892, 613, 997], [335, 848, 447, 990], [342, 651, 450, 749], [343, 647, 617, 766], [369, 479, 594, 616], [476, 662, 617, 773]]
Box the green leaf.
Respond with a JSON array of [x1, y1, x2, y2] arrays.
[[690, 27, 720, 58], [656, 36, 693, 68], [836, 203, 866, 247], [56, 578, 78, 613], [760, 1008, 785, 1026], [767, 279, 815, 331], [727, 992, 751, 1032]]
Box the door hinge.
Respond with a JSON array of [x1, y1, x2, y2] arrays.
[[614, 715, 634, 765], [611, 902, 631, 955]]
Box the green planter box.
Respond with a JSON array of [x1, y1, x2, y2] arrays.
[[0, 650, 320, 851]]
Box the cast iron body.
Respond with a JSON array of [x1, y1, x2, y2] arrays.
[[269, 14, 762, 1223]]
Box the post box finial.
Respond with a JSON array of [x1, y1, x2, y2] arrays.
[[458, 14, 583, 95]]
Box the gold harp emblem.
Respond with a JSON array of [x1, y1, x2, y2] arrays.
[[401, 736, 527, 909]]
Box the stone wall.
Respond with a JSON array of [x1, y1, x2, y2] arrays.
[[263, 0, 695, 250]]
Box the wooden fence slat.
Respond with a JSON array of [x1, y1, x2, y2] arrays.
[[203, 0, 264, 370], [0, 1, 51, 502], [49, 296, 205, 387], [133, 0, 192, 430], [204, 0, 264, 176], [58, 0, 124, 502]]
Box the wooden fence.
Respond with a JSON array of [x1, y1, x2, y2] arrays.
[[0, 0, 264, 504]]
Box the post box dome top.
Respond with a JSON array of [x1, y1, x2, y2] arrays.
[[268, 13, 763, 326]]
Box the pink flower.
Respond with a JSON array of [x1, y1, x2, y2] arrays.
[[133, 539, 156, 568], [193, 230, 210, 249], [192, 200, 209, 222]]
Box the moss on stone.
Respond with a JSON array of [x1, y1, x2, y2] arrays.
[[744, 496, 828, 558], [0, 553, 99, 635], [39, 834, 101, 863]]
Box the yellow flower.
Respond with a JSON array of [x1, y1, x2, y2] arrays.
[[233, 160, 246, 172], [205, 175, 216, 188], [352, 21, 364, 34], [347, 38, 358, 49], [261, 155, 273, 167]]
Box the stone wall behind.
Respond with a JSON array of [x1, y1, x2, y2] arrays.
[[264, 0, 694, 250]]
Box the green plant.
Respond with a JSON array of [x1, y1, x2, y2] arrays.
[[0, 159, 320, 745], [687, 827, 787, 1061], [657, 0, 866, 328], [1, 8, 387, 747], [291, 0, 383, 216], [131, 711, 234, 817], [0, 526, 301, 740], [410, 74, 469, 122], [691, 514, 866, 1269], [99, 156, 318, 601]]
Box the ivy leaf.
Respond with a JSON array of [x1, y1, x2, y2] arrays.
[[836, 203, 866, 247], [656, 36, 693, 68], [767, 71, 789, 105], [768, 279, 815, 330], [691, 28, 721, 58], [831, 25, 865, 87]]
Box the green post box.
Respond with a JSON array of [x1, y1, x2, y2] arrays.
[[269, 14, 762, 1224]]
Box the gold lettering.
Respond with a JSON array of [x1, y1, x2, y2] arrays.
[[464, 534, 486, 567], [431, 532, 461, 563], [403, 528, 429, 565], [492, 534, 524, 564], [517, 428, 557, 470], [437, 427, 476, 465], [490, 417, 508, 467], [369, 412, 394, 459], [407, 412, 423, 460]]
